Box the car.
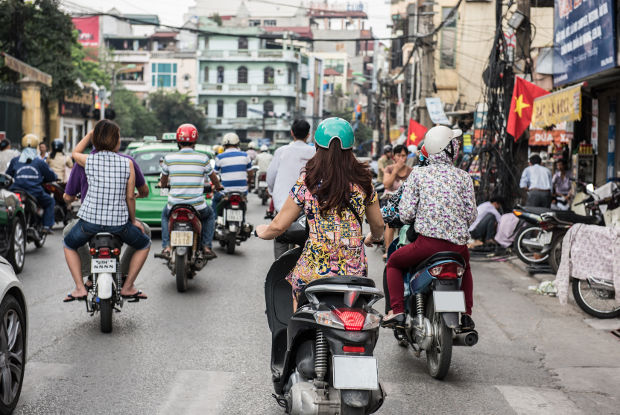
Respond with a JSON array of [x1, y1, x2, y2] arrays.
[[0, 174, 26, 273], [132, 142, 215, 228], [0, 255, 28, 414]]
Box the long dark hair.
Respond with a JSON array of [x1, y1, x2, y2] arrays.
[[304, 141, 373, 214]]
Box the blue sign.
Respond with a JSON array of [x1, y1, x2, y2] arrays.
[[553, 0, 616, 86]]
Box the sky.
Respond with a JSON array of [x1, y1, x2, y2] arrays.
[[63, 0, 392, 37]]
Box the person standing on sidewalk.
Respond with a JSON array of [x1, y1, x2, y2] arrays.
[[520, 154, 552, 208], [266, 119, 315, 259]]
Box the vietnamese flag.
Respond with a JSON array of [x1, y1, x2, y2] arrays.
[[406, 119, 428, 147], [507, 76, 549, 141]]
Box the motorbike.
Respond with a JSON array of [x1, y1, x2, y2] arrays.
[[214, 192, 253, 255], [10, 186, 49, 248], [43, 181, 73, 225], [255, 171, 270, 205], [385, 226, 478, 380], [264, 217, 385, 414]]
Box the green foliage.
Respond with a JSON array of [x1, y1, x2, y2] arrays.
[[148, 90, 207, 141], [71, 32, 110, 89], [112, 88, 160, 138], [210, 13, 223, 26]]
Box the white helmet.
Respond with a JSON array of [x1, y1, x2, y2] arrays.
[[407, 144, 417, 154], [248, 141, 257, 149], [222, 132, 240, 146], [260, 144, 269, 152], [421, 126, 462, 157]]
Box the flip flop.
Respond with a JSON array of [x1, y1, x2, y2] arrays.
[[63, 293, 87, 303], [121, 290, 148, 302]]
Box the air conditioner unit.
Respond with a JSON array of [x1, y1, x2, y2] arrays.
[[251, 97, 259, 104]]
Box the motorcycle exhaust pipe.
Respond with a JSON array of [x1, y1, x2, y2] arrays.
[[454, 330, 478, 346]]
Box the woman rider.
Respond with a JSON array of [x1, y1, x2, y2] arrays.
[[382, 126, 477, 330], [46, 139, 73, 183], [255, 118, 384, 308]]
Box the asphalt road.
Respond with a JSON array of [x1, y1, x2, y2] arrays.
[[12, 194, 620, 414]]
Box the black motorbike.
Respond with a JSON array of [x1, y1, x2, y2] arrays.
[[264, 217, 385, 414], [214, 192, 253, 254], [10, 187, 48, 249]]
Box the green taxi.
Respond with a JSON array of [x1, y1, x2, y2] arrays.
[[132, 142, 215, 227]]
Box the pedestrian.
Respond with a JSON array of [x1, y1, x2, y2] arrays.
[[38, 142, 49, 160], [551, 159, 572, 210], [382, 126, 477, 330], [46, 139, 73, 183], [255, 117, 384, 310], [266, 119, 316, 259], [519, 154, 552, 208], [0, 138, 20, 174], [468, 196, 503, 249], [376, 144, 394, 182]]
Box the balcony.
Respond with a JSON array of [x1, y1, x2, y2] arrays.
[[199, 49, 299, 62], [111, 50, 150, 63], [199, 83, 296, 97]]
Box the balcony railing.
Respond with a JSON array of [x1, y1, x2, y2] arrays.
[[200, 49, 299, 61], [199, 83, 296, 96]]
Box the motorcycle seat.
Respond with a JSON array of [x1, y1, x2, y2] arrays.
[[89, 232, 123, 250], [411, 251, 465, 274], [550, 211, 599, 225], [304, 276, 376, 290], [515, 205, 556, 215]]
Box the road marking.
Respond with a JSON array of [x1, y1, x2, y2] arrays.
[[158, 370, 235, 415], [496, 385, 582, 415]]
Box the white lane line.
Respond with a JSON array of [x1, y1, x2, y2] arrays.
[[159, 370, 235, 415], [496, 385, 582, 415]]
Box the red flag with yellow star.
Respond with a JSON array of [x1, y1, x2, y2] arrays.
[[406, 118, 428, 147], [507, 76, 549, 142]]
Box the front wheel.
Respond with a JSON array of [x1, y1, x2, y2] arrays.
[[572, 278, 620, 319], [514, 226, 549, 265], [100, 299, 113, 333], [0, 294, 26, 414], [425, 297, 453, 380], [175, 253, 188, 292]]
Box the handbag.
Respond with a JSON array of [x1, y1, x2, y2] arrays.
[[381, 186, 405, 228]]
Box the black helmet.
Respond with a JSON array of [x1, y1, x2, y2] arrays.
[[383, 144, 393, 154], [0, 139, 9, 151], [51, 139, 64, 152]]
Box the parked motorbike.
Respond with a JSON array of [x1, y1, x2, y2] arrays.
[[385, 226, 478, 380], [44, 181, 72, 225], [214, 192, 253, 255], [255, 171, 270, 205], [264, 217, 385, 414]]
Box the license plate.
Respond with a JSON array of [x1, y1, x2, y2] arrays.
[[540, 231, 552, 245], [171, 231, 193, 247], [159, 188, 169, 197], [91, 258, 116, 273], [433, 291, 466, 312], [332, 356, 378, 390], [259, 181, 268, 188], [225, 209, 243, 222]]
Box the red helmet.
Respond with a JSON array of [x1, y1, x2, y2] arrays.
[[176, 123, 198, 143]]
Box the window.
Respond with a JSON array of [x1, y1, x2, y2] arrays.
[[324, 59, 344, 74], [301, 78, 307, 94], [237, 100, 247, 117], [249, 19, 261, 27], [238, 37, 248, 49], [263, 100, 274, 116], [217, 66, 224, 84], [288, 67, 296, 85], [217, 100, 224, 117], [204, 101, 208, 115], [263, 19, 276, 26], [203, 66, 209, 83], [264, 67, 274, 84], [440, 7, 457, 69], [238, 66, 248, 84], [151, 62, 177, 87]]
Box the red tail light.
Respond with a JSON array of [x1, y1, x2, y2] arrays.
[[229, 194, 242, 207], [342, 345, 365, 353], [98, 248, 111, 258], [429, 262, 464, 279], [90, 248, 96, 256], [171, 208, 195, 222], [15, 193, 22, 203], [333, 308, 366, 331], [112, 248, 121, 256]]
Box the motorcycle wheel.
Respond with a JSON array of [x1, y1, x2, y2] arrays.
[[514, 226, 549, 265], [100, 299, 113, 333], [572, 278, 620, 319], [0, 295, 26, 414], [548, 236, 564, 274], [7, 219, 26, 274], [226, 237, 236, 255], [33, 229, 46, 248], [425, 297, 452, 380], [175, 253, 188, 292]]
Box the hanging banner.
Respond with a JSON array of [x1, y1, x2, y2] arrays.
[[531, 83, 582, 128], [72, 16, 100, 48], [425, 97, 450, 125]]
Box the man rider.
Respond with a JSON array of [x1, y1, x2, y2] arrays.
[[212, 133, 253, 215], [255, 144, 273, 174], [6, 134, 57, 233], [160, 124, 222, 260]]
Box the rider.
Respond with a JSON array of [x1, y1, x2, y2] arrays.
[[255, 144, 273, 174], [212, 133, 252, 215], [46, 139, 74, 183], [246, 141, 258, 162], [160, 124, 222, 260], [256, 117, 384, 309], [382, 126, 477, 330], [6, 134, 57, 234]]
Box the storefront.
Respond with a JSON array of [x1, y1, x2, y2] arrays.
[[58, 89, 95, 150]]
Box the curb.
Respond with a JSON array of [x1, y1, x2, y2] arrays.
[[507, 258, 556, 283]]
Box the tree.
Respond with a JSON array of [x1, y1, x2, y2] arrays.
[[210, 13, 223, 26], [111, 88, 160, 138], [71, 32, 110, 89], [148, 91, 208, 141]]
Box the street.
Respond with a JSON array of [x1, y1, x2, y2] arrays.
[[13, 195, 620, 415]]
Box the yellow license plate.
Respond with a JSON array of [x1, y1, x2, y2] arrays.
[[171, 231, 193, 247]]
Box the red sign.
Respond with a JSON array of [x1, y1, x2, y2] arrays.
[[528, 129, 573, 146], [72, 17, 99, 48]]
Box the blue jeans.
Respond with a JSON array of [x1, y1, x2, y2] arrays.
[[161, 205, 215, 249], [64, 219, 151, 251]]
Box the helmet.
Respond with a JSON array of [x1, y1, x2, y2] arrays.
[[21, 133, 40, 149], [0, 139, 9, 151], [314, 117, 354, 150], [176, 123, 198, 143], [222, 132, 240, 146], [383, 144, 393, 154], [248, 141, 257, 149], [260, 144, 269, 152], [420, 126, 462, 157], [52, 139, 64, 152]]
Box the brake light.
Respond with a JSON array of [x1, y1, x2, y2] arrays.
[[229, 194, 242, 207], [15, 193, 22, 203], [112, 248, 121, 256], [332, 308, 366, 331], [429, 263, 464, 279], [99, 248, 111, 258], [171, 209, 194, 222], [90, 248, 96, 256], [342, 345, 365, 353], [513, 210, 522, 216]]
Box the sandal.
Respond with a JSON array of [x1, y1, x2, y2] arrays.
[[63, 293, 87, 303]]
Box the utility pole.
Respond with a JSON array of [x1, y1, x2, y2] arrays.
[[418, 0, 435, 128], [407, 3, 419, 121], [515, 0, 531, 73]]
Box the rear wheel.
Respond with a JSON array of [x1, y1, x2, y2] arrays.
[[7, 219, 25, 274], [33, 223, 46, 249], [425, 297, 453, 380], [548, 237, 563, 273], [572, 278, 620, 319], [226, 237, 236, 255], [100, 299, 113, 333], [175, 253, 188, 292], [514, 226, 549, 265]]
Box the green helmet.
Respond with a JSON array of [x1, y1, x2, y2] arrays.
[[314, 117, 355, 150]]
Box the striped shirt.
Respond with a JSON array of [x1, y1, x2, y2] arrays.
[[162, 148, 214, 210], [215, 148, 252, 193]]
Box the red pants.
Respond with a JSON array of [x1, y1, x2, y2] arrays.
[[386, 235, 473, 315]]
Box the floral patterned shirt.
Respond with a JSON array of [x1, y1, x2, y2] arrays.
[[398, 139, 477, 245], [286, 176, 378, 297]]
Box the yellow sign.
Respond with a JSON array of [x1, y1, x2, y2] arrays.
[[1, 52, 52, 87], [531, 84, 582, 128]]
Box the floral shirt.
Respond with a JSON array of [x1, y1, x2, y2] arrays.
[[287, 176, 378, 297], [398, 139, 477, 245]]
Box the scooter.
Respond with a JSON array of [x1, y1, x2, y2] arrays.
[[264, 217, 385, 414], [214, 192, 253, 255], [255, 171, 270, 205]]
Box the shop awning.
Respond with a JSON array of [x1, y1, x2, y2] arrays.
[[531, 83, 582, 128]]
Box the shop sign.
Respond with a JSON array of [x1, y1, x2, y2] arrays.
[[531, 84, 581, 128], [553, 0, 616, 86], [528, 128, 573, 146], [72, 16, 99, 48], [60, 90, 94, 118], [425, 97, 450, 125]]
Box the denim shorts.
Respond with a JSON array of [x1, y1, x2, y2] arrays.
[[64, 219, 151, 251]]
